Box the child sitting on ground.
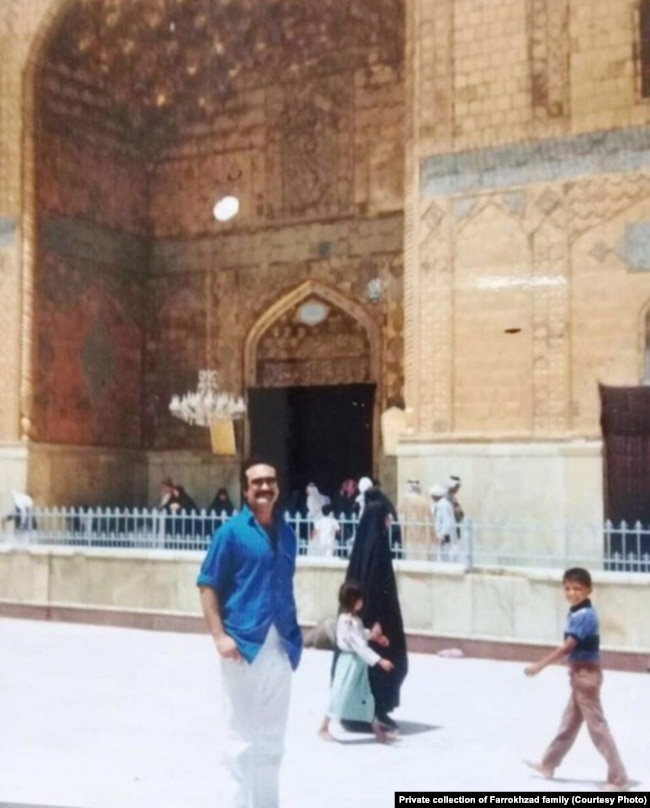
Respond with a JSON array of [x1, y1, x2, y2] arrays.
[[523, 567, 630, 792], [318, 580, 395, 743]]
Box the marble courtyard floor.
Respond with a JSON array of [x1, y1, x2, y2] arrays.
[[0, 618, 647, 808]]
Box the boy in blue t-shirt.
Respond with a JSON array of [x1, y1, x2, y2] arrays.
[[523, 567, 630, 792]]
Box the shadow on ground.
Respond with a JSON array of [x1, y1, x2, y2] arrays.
[[340, 719, 440, 736]]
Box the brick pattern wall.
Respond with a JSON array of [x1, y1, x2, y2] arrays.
[[406, 0, 650, 439], [4, 0, 650, 459], [0, 217, 20, 440], [569, 173, 650, 434], [450, 0, 531, 148], [0, 3, 29, 443], [529, 0, 570, 132], [571, 1, 642, 133], [147, 242, 404, 450], [35, 132, 148, 446], [416, 161, 650, 439], [146, 65, 405, 449], [0, 1, 406, 460], [412, 0, 650, 157], [256, 302, 371, 387], [38, 132, 149, 234]]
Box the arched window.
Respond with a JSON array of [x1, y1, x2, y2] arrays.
[[640, 0, 650, 97]]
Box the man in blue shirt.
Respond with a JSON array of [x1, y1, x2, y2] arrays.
[[198, 457, 302, 808]]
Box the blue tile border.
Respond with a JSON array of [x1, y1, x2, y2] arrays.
[[616, 221, 650, 271], [40, 216, 147, 267], [0, 216, 17, 247], [420, 127, 650, 196]]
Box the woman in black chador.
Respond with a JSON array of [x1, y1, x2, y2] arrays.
[[207, 487, 235, 518], [345, 487, 408, 729]]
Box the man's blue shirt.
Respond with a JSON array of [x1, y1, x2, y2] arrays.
[[197, 505, 303, 669]]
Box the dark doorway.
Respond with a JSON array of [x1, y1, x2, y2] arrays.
[[247, 384, 375, 504], [601, 384, 650, 524], [600, 384, 650, 568]]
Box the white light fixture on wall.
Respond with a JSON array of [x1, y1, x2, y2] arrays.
[[296, 299, 330, 326], [213, 194, 240, 222], [213, 164, 243, 223], [366, 277, 385, 303]]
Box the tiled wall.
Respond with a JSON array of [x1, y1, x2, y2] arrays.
[[407, 0, 650, 440], [1, 4, 406, 462], [145, 66, 406, 450], [35, 132, 148, 447], [413, 128, 650, 439], [3, 0, 650, 506]]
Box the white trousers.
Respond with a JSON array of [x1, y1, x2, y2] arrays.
[[438, 538, 461, 562], [220, 625, 292, 808]]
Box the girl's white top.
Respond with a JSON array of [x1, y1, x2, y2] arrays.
[[336, 613, 381, 667]]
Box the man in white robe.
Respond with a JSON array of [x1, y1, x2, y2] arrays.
[[398, 480, 435, 560], [430, 483, 456, 561]]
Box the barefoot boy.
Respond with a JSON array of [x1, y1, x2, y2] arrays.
[[523, 567, 629, 791]]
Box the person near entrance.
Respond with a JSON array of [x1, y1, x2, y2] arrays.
[[197, 457, 303, 808], [430, 483, 456, 561], [398, 479, 435, 560]]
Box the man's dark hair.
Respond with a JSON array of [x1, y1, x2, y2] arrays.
[[338, 580, 364, 614], [563, 567, 592, 588], [322, 503, 332, 516], [240, 456, 278, 491]]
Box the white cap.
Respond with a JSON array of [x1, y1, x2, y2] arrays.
[[429, 484, 447, 498], [358, 476, 373, 493]]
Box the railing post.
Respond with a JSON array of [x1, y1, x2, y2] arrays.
[[634, 521, 642, 573], [464, 517, 474, 571], [84, 508, 92, 546]]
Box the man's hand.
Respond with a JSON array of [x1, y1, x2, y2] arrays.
[[215, 634, 243, 661], [524, 662, 542, 677]]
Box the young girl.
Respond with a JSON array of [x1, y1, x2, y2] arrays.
[[318, 581, 395, 743]]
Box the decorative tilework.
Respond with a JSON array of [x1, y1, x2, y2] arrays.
[[528, 0, 570, 124], [421, 128, 650, 197], [503, 193, 526, 218], [453, 198, 477, 220], [589, 241, 610, 264], [616, 222, 650, 271], [0, 216, 15, 246], [40, 217, 147, 269]]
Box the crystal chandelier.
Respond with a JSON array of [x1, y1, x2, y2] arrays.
[[169, 370, 246, 427]]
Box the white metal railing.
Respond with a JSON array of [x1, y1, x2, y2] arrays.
[[464, 518, 650, 572], [1, 507, 649, 572]]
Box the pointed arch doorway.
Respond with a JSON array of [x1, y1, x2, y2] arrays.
[[244, 281, 380, 503]]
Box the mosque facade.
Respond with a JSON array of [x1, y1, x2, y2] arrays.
[[1, 0, 650, 529]]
